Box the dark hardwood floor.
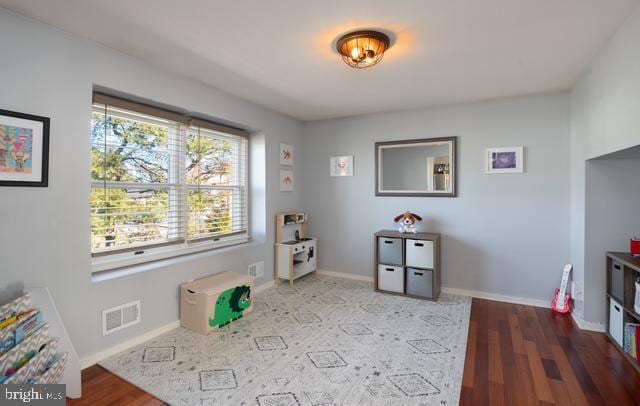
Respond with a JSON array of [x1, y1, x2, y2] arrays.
[[68, 298, 640, 405], [461, 299, 640, 406], [67, 365, 163, 406]]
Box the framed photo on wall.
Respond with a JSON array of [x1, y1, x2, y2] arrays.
[[279, 170, 294, 191], [330, 155, 353, 177], [0, 109, 50, 187], [280, 143, 293, 166], [485, 147, 523, 174]]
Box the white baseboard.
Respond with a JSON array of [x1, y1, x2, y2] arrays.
[[316, 269, 550, 309], [571, 313, 606, 333], [441, 286, 551, 309], [80, 320, 180, 369], [316, 269, 374, 282], [254, 280, 274, 293], [316, 270, 605, 333], [80, 279, 275, 369]]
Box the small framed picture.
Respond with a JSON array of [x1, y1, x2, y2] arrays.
[[486, 147, 523, 174], [280, 143, 293, 166], [0, 109, 50, 187], [330, 155, 353, 177], [279, 170, 293, 191]]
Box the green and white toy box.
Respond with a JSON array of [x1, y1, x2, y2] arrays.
[[180, 272, 253, 335]]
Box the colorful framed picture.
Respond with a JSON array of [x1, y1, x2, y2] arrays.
[[0, 109, 50, 187], [280, 143, 293, 166], [330, 155, 353, 177], [486, 147, 523, 174], [279, 170, 293, 191]]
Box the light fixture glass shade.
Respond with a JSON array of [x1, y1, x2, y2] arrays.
[[336, 30, 390, 69]]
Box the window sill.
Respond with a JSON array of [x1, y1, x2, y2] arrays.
[[91, 237, 255, 283]]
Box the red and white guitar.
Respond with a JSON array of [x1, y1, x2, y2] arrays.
[[551, 264, 573, 314]]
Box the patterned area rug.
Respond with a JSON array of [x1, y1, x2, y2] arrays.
[[100, 274, 471, 405]]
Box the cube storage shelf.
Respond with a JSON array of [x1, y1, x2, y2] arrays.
[[374, 230, 441, 300], [606, 252, 640, 373]]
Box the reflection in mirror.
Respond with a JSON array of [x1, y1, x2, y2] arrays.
[[376, 137, 456, 197]]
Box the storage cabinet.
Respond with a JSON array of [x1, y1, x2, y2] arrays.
[[606, 252, 640, 373], [374, 230, 441, 300]]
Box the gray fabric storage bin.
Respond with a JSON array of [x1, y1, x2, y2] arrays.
[[406, 268, 433, 298], [378, 237, 402, 266], [611, 261, 624, 301]]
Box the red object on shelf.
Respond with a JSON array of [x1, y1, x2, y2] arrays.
[[631, 238, 640, 258]]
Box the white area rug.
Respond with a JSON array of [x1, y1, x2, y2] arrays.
[[100, 274, 471, 405]]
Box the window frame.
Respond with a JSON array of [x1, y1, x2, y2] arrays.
[[90, 94, 250, 272]]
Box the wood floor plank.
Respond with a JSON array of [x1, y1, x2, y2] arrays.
[[462, 319, 478, 388], [514, 353, 539, 406], [508, 311, 526, 355], [524, 340, 555, 403], [548, 377, 574, 405], [488, 329, 504, 384], [489, 381, 506, 406], [497, 315, 518, 405], [69, 299, 640, 406], [549, 341, 591, 405], [555, 335, 606, 405], [472, 299, 490, 406]]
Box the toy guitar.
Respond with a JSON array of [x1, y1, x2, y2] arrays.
[[551, 264, 573, 314]]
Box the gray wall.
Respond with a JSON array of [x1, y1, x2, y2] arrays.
[[584, 158, 640, 323], [0, 9, 302, 360], [301, 93, 571, 303], [571, 4, 640, 323]]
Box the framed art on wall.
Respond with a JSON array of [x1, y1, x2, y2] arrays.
[[280, 143, 293, 166], [0, 109, 50, 187], [279, 170, 294, 191], [486, 147, 523, 174], [330, 155, 353, 177]]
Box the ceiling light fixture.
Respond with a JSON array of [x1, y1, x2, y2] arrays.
[[336, 30, 390, 69]]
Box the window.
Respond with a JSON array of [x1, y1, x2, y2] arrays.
[[91, 94, 248, 271]]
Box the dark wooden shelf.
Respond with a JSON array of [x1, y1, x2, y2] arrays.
[[607, 252, 640, 274], [606, 253, 640, 373], [374, 231, 441, 301], [623, 305, 640, 322], [607, 292, 625, 306], [375, 229, 441, 240]]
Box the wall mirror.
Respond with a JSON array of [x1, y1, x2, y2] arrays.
[[375, 137, 457, 197]]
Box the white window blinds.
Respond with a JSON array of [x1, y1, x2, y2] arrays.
[[90, 95, 248, 260]]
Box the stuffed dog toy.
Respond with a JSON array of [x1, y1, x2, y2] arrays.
[[394, 211, 422, 234]]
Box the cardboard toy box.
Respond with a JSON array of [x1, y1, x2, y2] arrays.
[[180, 272, 253, 335]]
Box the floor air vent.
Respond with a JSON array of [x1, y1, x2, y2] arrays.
[[102, 300, 140, 335]]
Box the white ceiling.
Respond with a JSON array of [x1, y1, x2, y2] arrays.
[[1, 0, 637, 120]]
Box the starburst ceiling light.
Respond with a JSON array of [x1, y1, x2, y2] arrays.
[[336, 30, 391, 69]]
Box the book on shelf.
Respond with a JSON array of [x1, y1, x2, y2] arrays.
[[623, 322, 640, 361], [0, 293, 68, 384]]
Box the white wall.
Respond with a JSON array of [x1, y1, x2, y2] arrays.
[[301, 93, 571, 304], [571, 5, 640, 323], [0, 9, 303, 360]]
